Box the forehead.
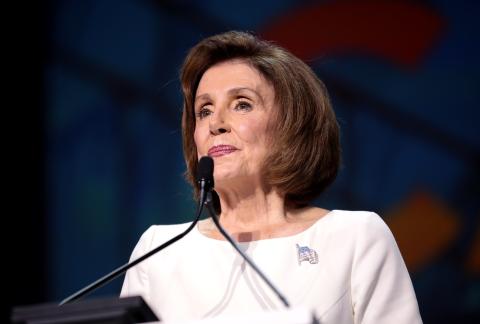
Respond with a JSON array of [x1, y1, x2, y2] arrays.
[[196, 60, 273, 97]]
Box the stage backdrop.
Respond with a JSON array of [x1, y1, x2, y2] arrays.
[[19, 1, 479, 323]]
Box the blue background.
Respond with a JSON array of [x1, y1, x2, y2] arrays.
[[7, 1, 479, 323]]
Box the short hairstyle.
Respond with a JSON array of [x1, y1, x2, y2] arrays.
[[181, 31, 340, 207]]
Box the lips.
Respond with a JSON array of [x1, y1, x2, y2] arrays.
[[208, 145, 238, 157]]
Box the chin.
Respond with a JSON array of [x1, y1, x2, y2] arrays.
[[213, 170, 235, 182], [213, 168, 245, 184]]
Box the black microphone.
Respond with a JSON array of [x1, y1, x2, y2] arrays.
[[59, 156, 214, 305], [196, 155, 214, 199], [203, 174, 291, 308]]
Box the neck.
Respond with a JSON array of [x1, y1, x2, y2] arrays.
[[200, 184, 329, 242], [214, 184, 288, 233]]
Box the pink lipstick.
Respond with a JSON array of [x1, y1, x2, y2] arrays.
[[208, 145, 238, 157]]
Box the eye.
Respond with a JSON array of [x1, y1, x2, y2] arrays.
[[234, 101, 252, 112], [196, 106, 212, 119]]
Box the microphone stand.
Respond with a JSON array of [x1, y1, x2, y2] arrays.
[[204, 191, 290, 308], [60, 185, 209, 305]]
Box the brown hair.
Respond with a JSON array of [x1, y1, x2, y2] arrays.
[[181, 31, 340, 207]]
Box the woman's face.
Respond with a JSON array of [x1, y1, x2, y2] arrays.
[[193, 60, 276, 187]]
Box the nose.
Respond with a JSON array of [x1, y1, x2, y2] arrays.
[[209, 109, 230, 135]]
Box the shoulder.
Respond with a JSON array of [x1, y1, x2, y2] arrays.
[[132, 222, 194, 253], [326, 210, 388, 230], [322, 210, 396, 247]]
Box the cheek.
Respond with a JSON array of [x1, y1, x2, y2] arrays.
[[193, 127, 204, 155], [237, 119, 268, 144]]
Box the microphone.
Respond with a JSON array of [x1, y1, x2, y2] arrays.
[[59, 156, 214, 305], [196, 155, 214, 201], [203, 174, 291, 308]]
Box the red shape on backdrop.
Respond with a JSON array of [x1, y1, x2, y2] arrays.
[[260, 0, 445, 67]]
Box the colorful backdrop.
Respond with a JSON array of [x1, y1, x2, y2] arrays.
[[7, 1, 479, 323]]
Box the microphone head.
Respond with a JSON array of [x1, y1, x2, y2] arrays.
[[196, 156, 214, 189]]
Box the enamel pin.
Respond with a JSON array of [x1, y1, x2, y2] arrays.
[[296, 244, 318, 265]]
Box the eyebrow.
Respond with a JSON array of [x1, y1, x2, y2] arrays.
[[228, 87, 262, 99], [195, 87, 264, 106]]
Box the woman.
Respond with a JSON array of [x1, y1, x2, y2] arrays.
[[121, 31, 422, 323]]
